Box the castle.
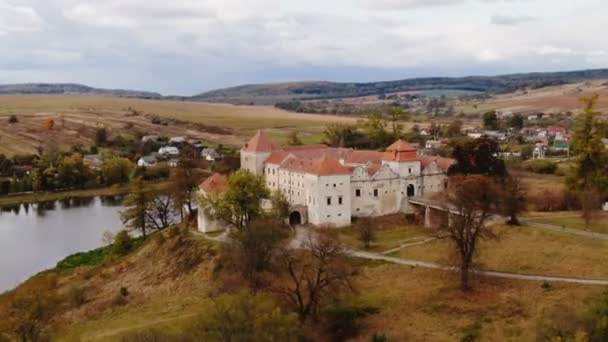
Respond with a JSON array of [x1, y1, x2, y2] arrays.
[[198, 131, 454, 232]]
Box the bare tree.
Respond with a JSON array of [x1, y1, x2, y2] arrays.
[[169, 145, 204, 222], [273, 233, 357, 322], [440, 175, 501, 290], [145, 194, 179, 231], [501, 175, 526, 225], [357, 217, 375, 249], [580, 188, 601, 229]]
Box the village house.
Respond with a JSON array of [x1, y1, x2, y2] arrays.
[[197, 131, 454, 231], [201, 148, 222, 161], [83, 154, 103, 170], [137, 155, 158, 168], [158, 146, 179, 156]]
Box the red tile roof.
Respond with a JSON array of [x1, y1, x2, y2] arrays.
[[307, 155, 352, 176], [345, 150, 384, 164], [241, 130, 280, 153], [418, 155, 455, 172], [383, 139, 417, 161], [199, 173, 227, 193], [264, 151, 290, 165]]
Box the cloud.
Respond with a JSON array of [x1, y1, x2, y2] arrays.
[[368, 0, 465, 10], [0, 1, 44, 32], [476, 49, 503, 62], [491, 13, 535, 26]]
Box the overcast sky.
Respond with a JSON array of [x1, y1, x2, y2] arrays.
[[0, 0, 606, 95]]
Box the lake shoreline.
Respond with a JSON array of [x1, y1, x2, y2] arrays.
[[0, 181, 169, 207]]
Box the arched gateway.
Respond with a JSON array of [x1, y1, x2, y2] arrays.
[[289, 211, 302, 225]]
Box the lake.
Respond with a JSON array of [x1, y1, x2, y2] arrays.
[[0, 196, 124, 292]]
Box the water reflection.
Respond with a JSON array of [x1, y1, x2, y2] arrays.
[[0, 196, 124, 292]]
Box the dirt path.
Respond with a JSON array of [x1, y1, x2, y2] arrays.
[[521, 219, 608, 240]]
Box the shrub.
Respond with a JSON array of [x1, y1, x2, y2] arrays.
[[371, 333, 388, 342], [68, 287, 87, 307], [57, 246, 110, 269], [524, 159, 558, 174], [113, 230, 133, 256], [461, 322, 482, 342], [324, 303, 381, 341], [120, 287, 130, 297], [8, 115, 18, 123]]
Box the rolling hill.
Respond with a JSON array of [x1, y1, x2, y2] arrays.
[[191, 68, 608, 104], [0, 83, 162, 99]]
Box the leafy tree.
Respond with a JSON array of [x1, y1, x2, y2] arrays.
[[274, 233, 358, 322], [222, 218, 290, 288], [94, 127, 108, 146], [121, 179, 152, 237], [358, 112, 391, 149], [286, 130, 303, 146], [482, 110, 499, 130], [448, 137, 507, 177], [200, 169, 269, 230], [507, 114, 524, 130], [441, 175, 501, 290], [500, 175, 526, 225], [446, 120, 463, 137], [57, 153, 89, 189], [112, 230, 133, 256], [190, 291, 300, 342], [269, 189, 290, 222], [323, 124, 363, 148], [102, 158, 135, 185], [386, 106, 409, 136], [568, 95, 608, 194]]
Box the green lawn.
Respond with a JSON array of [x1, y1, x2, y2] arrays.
[[335, 224, 430, 252], [526, 211, 608, 234]]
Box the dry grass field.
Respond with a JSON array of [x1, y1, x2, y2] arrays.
[[397, 225, 608, 279], [455, 80, 608, 114], [356, 264, 603, 341], [0, 95, 359, 156]]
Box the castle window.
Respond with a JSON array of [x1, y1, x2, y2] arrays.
[[333, 184, 336, 187], [355, 189, 361, 197], [374, 189, 379, 197], [327, 197, 332, 205], [338, 196, 343, 205], [408, 168, 412, 174]]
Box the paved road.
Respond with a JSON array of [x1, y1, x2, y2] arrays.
[[521, 219, 608, 240]]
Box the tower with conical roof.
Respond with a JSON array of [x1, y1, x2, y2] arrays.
[[240, 130, 280, 175]]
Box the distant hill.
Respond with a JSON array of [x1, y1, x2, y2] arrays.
[[191, 68, 608, 104], [0, 83, 162, 99]]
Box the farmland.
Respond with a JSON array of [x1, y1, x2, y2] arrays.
[[0, 95, 358, 156]]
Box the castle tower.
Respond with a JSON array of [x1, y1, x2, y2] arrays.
[[382, 139, 422, 198], [240, 130, 280, 175]]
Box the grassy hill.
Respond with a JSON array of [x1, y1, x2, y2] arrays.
[[192, 68, 608, 104]]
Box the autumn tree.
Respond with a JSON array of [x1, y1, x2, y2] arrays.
[[57, 153, 89, 189], [568, 95, 608, 194], [200, 169, 269, 230], [273, 233, 358, 322], [386, 106, 409, 136], [94, 127, 108, 146], [169, 145, 203, 221], [43, 118, 55, 130], [101, 157, 135, 185], [441, 175, 501, 290], [121, 179, 152, 238], [500, 175, 526, 225], [445, 120, 463, 137]]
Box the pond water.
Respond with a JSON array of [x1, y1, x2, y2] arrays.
[[0, 196, 124, 292]]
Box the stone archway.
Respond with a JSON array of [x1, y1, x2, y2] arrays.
[[407, 184, 415, 197], [289, 211, 302, 226]]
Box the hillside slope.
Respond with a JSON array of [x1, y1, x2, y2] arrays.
[[0, 83, 162, 99], [192, 68, 608, 104]]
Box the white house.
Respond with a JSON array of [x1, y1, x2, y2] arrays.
[[138, 155, 158, 167], [197, 131, 454, 230], [158, 146, 179, 156]]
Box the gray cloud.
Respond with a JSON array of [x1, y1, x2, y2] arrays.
[[491, 14, 536, 26]]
